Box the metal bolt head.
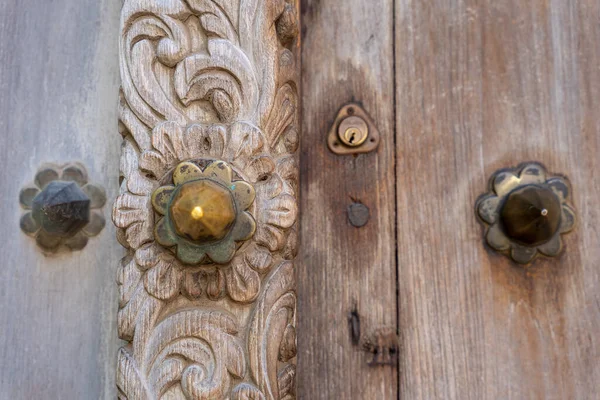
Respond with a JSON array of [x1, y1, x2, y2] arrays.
[[338, 116, 369, 147], [170, 179, 236, 242], [32, 181, 91, 238]]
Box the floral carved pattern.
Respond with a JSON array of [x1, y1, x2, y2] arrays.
[[113, 0, 299, 398]]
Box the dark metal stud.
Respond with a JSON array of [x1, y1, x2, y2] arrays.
[[476, 162, 576, 265], [347, 202, 370, 228], [19, 163, 106, 254], [499, 185, 562, 246], [32, 181, 91, 238]]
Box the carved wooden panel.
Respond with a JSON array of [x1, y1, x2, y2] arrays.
[[112, 0, 299, 398]]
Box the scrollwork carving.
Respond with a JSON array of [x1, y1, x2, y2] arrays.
[[114, 0, 299, 398]]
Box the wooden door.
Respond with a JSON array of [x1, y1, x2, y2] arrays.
[[1, 0, 599, 399], [300, 0, 600, 399]]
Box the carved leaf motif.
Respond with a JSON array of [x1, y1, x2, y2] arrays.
[[121, 0, 192, 128], [117, 282, 162, 344], [238, 0, 287, 127], [143, 259, 181, 300], [119, 91, 152, 151], [140, 122, 228, 179], [139, 122, 187, 178], [278, 325, 297, 362], [248, 262, 296, 400], [182, 271, 204, 299], [174, 39, 259, 123], [117, 346, 148, 399], [232, 383, 267, 400], [121, 138, 155, 196], [117, 255, 142, 308], [226, 255, 261, 303], [225, 122, 266, 165], [245, 245, 274, 273], [264, 84, 298, 147], [187, 0, 240, 43], [255, 175, 298, 251], [206, 269, 226, 300], [277, 365, 296, 399], [113, 193, 153, 249]]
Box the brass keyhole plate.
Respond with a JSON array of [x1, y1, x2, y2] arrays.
[[339, 116, 369, 146], [328, 103, 380, 155]]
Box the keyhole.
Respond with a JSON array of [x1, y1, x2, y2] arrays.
[[348, 131, 357, 143], [338, 116, 369, 147], [342, 128, 365, 147]]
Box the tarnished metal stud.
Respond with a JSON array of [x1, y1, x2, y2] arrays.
[[151, 160, 256, 265], [19, 163, 107, 254], [476, 162, 576, 265]]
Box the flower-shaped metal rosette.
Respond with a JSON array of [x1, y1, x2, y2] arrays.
[[476, 162, 576, 264], [19, 163, 107, 253], [152, 160, 256, 265]]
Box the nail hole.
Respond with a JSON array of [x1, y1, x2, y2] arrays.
[[370, 138, 375, 142], [347, 107, 354, 115]]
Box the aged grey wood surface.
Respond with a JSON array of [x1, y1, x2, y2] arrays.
[[396, 0, 600, 398], [298, 0, 398, 399], [0, 0, 121, 398]]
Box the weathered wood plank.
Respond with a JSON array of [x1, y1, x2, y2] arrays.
[[0, 0, 121, 398], [395, 0, 600, 398], [298, 0, 398, 398]]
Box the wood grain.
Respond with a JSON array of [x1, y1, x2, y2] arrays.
[[395, 0, 600, 398], [0, 0, 122, 398], [298, 0, 398, 398]]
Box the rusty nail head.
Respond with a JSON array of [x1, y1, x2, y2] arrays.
[[348, 202, 370, 227]]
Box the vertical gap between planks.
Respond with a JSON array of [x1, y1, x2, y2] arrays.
[[392, 0, 401, 398]]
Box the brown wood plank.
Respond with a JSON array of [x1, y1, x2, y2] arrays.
[[298, 0, 398, 398], [395, 0, 600, 398], [0, 0, 121, 398]]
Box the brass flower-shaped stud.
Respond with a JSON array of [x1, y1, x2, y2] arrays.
[[19, 163, 107, 253], [477, 163, 576, 264], [152, 160, 256, 265]]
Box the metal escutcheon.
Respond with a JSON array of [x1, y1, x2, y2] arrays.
[[328, 103, 380, 155]]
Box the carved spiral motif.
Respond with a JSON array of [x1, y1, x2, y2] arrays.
[[113, 0, 299, 398]]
